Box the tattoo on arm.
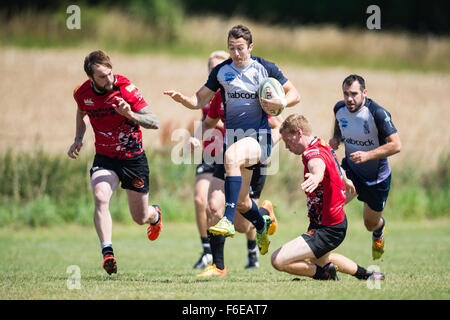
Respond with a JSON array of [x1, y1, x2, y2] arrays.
[[134, 106, 159, 129]]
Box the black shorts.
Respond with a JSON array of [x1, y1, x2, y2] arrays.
[[90, 152, 149, 193], [342, 159, 391, 212], [195, 161, 216, 176], [301, 216, 347, 259], [212, 163, 267, 199]]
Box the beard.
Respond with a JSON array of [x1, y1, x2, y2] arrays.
[[346, 98, 364, 113], [92, 79, 113, 94]]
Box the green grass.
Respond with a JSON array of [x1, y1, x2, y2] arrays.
[[1, 216, 449, 300]]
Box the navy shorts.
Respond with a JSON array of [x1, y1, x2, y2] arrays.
[[223, 132, 272, 170], [342, 159, 391, 212], [90, 152, 149, 193], [302, 216, 347, 259]]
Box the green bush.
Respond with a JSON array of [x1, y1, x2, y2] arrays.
[[0, 149, 448, 228]]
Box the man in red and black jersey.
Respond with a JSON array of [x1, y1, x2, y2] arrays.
[[271, 114, 385, 281], [67, 50, 162, 275]]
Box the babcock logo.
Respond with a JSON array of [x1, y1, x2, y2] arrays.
[[343, 137, 375, 146], [227, 92, 258, 99], [225, 72, 235, 83], [339, 118, 348, 128]]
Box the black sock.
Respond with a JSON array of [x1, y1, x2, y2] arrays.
[[259, 207, 269, 216], [241, 199, 265, 233], [247, 239, 257, 252], [102, 246, 114, 257], [201, 236, 211, 254], [312, 265, 329, 280], [353, 265, 369, 280], [208, 231, 226, 270]]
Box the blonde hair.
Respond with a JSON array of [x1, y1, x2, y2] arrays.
[[208, 50, 229, 70], [280, 114, 312, 135]]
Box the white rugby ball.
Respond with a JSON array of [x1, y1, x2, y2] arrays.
[[258, 77, 285, 116]]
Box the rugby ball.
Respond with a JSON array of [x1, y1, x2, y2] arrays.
[[258, 77, 286, 116]]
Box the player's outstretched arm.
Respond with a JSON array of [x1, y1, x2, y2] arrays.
[[164, 86, 215, 110], [301, 158, 326, 193]]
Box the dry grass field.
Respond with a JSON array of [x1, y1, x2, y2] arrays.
[[1, 47, 449, 170]]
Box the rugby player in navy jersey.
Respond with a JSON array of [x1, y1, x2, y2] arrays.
[[165, 24, 300, 257], [329, 75, 402, 260]]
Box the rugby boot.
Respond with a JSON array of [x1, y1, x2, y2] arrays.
[[147, 205, 162, 241], [323, 262, 339, 281], [256, 215, 271, 255], [372, 226, 385, 260], [193, 252, 213, 269], [102, 254, 117, 275], [209, 217, 235, 237], [245, 249, 260, 269], [196, 264, 227, 278], [260, 200, 277, 235]]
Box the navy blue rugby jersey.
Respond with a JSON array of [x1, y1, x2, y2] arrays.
[[204, 56, 288, 137], [334, 98, 397, 186]]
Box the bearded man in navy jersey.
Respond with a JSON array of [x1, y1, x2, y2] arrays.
[[329, 74, 402, 260]]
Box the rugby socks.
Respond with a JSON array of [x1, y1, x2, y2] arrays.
[[247, 239, 257, 253], [241, 199, 266, 233], [201, 236, 212, 254], [372, 217, 385, 239], [223, 176, 242, 223], [101, 242, 114, 257], [352, 265, 369, 280], [208, 231, 226, 270]]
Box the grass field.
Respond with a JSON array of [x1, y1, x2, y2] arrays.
[[1, 215, 449, 300]]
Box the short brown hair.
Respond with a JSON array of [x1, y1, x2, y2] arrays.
[[84, 50, 112, 77], [228, 24, 253, 46], [342, 74, 366, 91], [280, 114, 312, 136]]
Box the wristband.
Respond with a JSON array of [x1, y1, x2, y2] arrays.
[[280, 98, 287, 108], [75, 136, 83, 141]]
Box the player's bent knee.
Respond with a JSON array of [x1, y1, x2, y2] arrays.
[[270, 249, 285, 271], [206, 202, 223, 220]]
